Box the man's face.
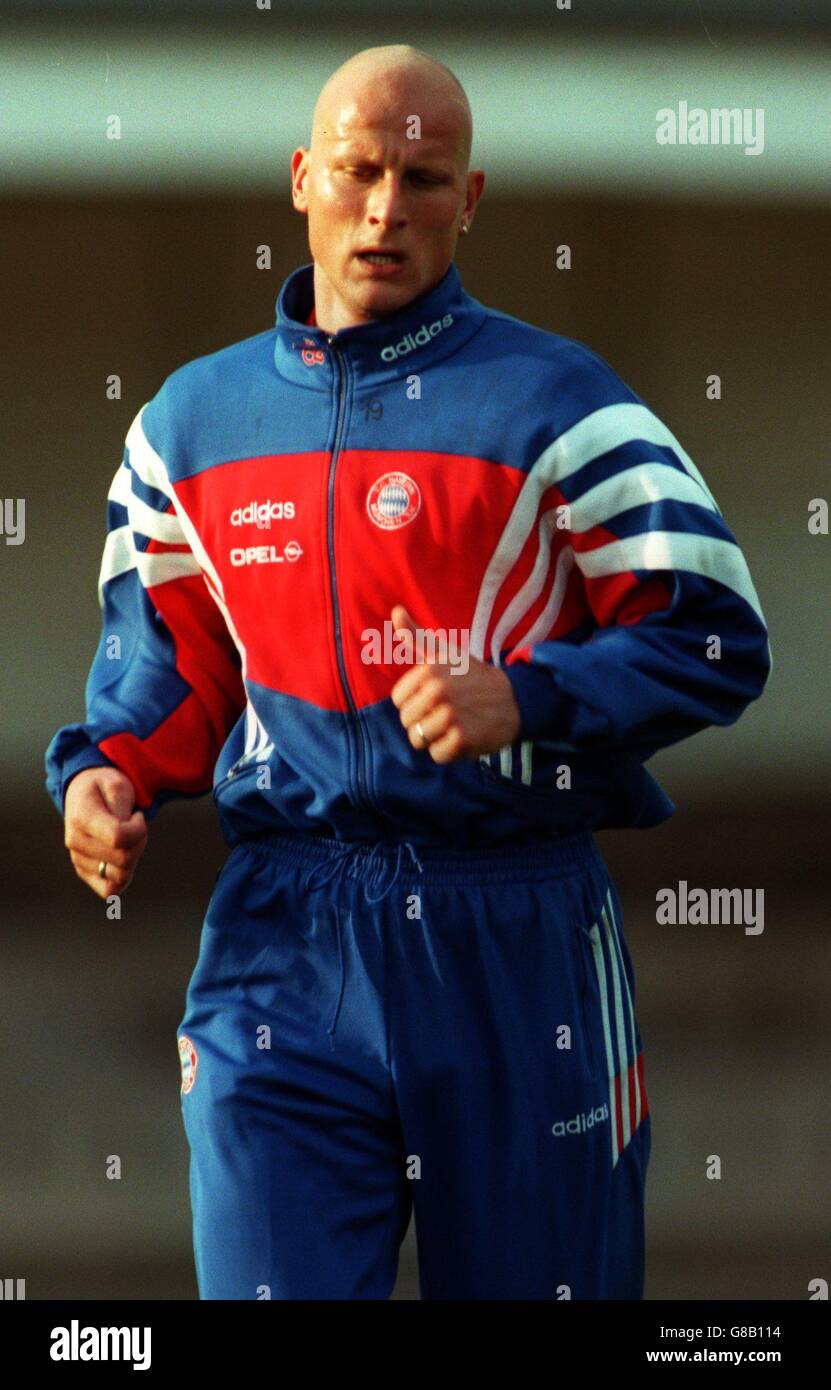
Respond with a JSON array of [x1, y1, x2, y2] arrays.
[[292, 99, 482, 330]]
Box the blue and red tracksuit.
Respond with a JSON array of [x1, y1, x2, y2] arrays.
[[45, 259, 770, 1298]]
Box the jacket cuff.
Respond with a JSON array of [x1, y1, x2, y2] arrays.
[[503, 658, 578, 741], [50, 747, 117, 817]]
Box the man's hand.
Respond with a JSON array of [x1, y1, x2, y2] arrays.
[[389, 605, 521, 763], [63, 767, 148, 900]]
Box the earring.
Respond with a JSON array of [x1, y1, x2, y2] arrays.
[[460, 222, 470, 235]]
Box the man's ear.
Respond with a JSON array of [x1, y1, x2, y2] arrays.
[[291, 148, 310, 212], [465, 167, 485, 222]]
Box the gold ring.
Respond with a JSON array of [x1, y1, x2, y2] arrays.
[[415, 720, 428, 746], [98, 860, 108, 879]]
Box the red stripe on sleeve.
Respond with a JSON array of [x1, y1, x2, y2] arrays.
[[100, 569, 245, 807]]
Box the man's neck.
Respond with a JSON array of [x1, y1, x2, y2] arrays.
[[304, 261, 450, 337], [309, 260, 439, 337]]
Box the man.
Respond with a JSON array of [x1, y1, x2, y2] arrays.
[[46, 45, 770, 1300]]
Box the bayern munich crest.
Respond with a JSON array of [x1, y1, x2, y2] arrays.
[[178, 1035, 198, 1095], [366, 472, 421, 530]]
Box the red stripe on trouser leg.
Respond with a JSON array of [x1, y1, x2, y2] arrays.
[[637, 1051, 649, 1120], [614, 1070, 623, 1153], [627, 1057, 638, 1129]]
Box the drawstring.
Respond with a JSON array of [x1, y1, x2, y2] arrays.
[[302, 839, 424, 905], [364, 840, 423, 904], [327, 912, 347, 1052], [302, 840, 425, 1050], [302, 842, 355, 895]]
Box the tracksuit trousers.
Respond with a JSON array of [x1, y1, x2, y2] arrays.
[[176, 828, 651, 1300]]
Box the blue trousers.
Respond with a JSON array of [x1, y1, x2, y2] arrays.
[[176, 829, 651, 1299]]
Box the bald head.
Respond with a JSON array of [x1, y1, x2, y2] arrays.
[[291, 44, 484, 333], [311, 45, 472, 170]]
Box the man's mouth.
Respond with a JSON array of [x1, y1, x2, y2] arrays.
[[356, 250, 405, 266]]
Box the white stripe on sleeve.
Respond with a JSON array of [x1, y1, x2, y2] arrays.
[[127, 406, 227, 602], [97, 524, 135, 605], [135, 549, 203, 588], [577, 530, 765, 624], [568, 461, 716, 534], [127, 490, 186, 545], [470, 401, 721, 658]]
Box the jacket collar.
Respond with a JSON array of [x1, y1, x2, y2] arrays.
[[273, 260, 486, 390]]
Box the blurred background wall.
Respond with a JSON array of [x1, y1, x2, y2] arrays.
[[1, 0, 828, 1299]]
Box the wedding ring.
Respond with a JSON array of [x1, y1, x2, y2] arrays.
[[98, 860, 108, 879], [415, 720, 428, 746]]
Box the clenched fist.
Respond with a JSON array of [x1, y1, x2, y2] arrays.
[[63, 767, 148, 899], [389, 605, 521, 763]]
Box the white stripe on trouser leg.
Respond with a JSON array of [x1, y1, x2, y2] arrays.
[[601, 901, 631, 1151], [588, 922, 618, 1166], [520, 741, 533, 784], [605, 887, 641, 1130]]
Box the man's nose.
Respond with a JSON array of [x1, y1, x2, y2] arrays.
[[367, 172, 406, 225]]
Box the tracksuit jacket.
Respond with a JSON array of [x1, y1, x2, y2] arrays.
[[44, 259, 771, 848]]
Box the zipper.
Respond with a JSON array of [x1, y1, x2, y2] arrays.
[[327, 344, 376, 812]]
